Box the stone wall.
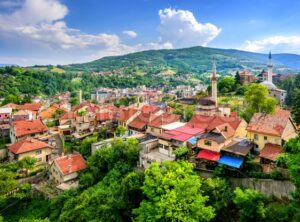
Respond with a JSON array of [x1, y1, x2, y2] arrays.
[[197, 169, 296, 200], [0, 148, 7, 160]]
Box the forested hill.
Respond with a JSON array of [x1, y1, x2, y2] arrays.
[[63, 46, 300, 74]]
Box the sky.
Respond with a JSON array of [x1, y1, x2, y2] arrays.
[[1, 0, 300, 66]]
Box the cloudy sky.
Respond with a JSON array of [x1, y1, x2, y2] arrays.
[[1, 0, 300, 66]]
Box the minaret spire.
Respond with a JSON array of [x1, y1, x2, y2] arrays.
[[211, 58, 218, 107], [267, 51, 273, 83]]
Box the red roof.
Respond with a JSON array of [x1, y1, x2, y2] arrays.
[[16, 103, 42, 112], [162, 125, 204, 142], [247, 108, 293, 137], [54, 153, 87, 175], [96, 112, 116, 121], [148, 113, 181, 128], [187, 115, 241, 131], [60, 112, 77, 120], [140, 105, 160, 114], [259, 143, 283, 161], [117, 108, 138, 122], [128, 113, 152, 130], [13, 119, 48, 137], [9, 138, 51, 154], [197, 150, 220, 161]]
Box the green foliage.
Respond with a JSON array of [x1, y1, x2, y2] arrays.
[[241, 83, 277, 122], [69, 97, 79, 106], [291, 89, 300, 124], [18, 219, 50, 222], [134, 161, 215, 222], [218, 76, 235, 93], [0, 169, 16, 195], [169, 102, 194, 121], [78, 136, 98, 157], [173, 146, 189, 159], [115, 125, 127, 137], [233, 188, 268, 222], [19, 157, 37, 171]]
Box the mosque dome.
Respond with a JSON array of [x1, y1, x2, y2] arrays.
[[261, 81, 277, 90]]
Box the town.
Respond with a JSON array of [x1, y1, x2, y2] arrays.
[[0, 53, 298, 193]]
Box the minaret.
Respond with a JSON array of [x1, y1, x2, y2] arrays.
[[211, 59, 218, 107], [267, 51, 273, 83]]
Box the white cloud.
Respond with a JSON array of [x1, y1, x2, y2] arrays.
[[123, 30, 137, 38], [158, 8, 221, 48], [241, 36, 300, 54]]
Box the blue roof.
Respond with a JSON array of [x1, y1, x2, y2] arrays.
[[188, 135, 203, 145], [218, 155, 244, 168]]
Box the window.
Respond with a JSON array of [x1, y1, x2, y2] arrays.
[[36, 150, 42, 155], [204, 140, 212, 146], [264, 136, 268, 141], [254, 134, 258, 140]]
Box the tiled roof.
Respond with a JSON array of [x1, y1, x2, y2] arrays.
[[128, 113, 152, 130], [140, 105, 160, 114], [9, 138, 51, 154], [259, 143, 283, 161], [187, 115, 242, 131], [161, 125, 204, 142], [148, 113, 181, 128], [54, 153, 87, 175], [60, 112, 77, 120], [13, 119, 48, 137], [116, 108, 138, 122], [16, 103, 42, 112], [40, 107, 57, 119], [247, 108, 292, 136], [96, 112, 116, 121], [13, 109, 32, 116]]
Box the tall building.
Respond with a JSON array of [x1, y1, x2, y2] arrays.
[[211, 59, 218, 106], [260, 52, 286, 106], [195, 60, 231, 117]]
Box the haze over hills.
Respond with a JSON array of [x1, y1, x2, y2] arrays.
[[63, 46, 300, 74]]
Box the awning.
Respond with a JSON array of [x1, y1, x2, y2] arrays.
[[197, 150, 220, 161], [218, 155, 244, 168]]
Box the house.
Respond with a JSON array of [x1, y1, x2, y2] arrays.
[[187, 114, 248, 138], [128, 112, 155, 135], [116, 107, 139, 127], [9, 138, 52, 162], [74, 115, 95, 133], [16, 103, 43, 115], [246, 108, 298, 152], [239, 70, 256, 85], [158, 125, 204, 157], [58, 112, 77, 135], [10, 119, 48, 143], [50, 153, 86, 187], [0, 124, 10, 137], [147, 113, 181, 136], [0, 107, 12, 123], [95, 111, 117, 128], [259, 143, 283, 164], [13, 110, 34, 121], [40, 105, 64, 123]]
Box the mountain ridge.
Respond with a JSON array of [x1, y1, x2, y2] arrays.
[[61, 46, 300, 74]]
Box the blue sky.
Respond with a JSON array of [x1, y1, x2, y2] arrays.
[[1, 0, 300, 65]]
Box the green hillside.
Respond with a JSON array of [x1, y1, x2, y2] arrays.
[[63, 46, 300, 74]]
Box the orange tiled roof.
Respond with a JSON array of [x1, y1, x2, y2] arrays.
[[40, 107, 57, 119], [96, 112, 116, 121], [116, 108, 138, 122], [54, 153, 87, 175], [9, 138, 51, 154], [128, 113, 152, 130], [148, 113, 181, 128], [60, 112, 77, 120], [140, 105, 160, 114], [187, 115, 241, 131], [13, 109, 32, 116], [13, 119, 48, 137], [16, 103, 42, 112], [259, 143, 283, 161], [247, 108, 292, 137]]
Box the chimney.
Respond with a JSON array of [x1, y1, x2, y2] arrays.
[[224, 126, 228, 132], [68, 164, 72, 173]]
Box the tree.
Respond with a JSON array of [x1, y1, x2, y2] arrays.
[[173, 146, 189, 159], [235, 71, 241, 85], [79, 136, 98, 157], [292, 89, 300, 124], [0, 169, 16, 195], [69, 97, 79, 106], [115, 125, 127, 137], [218, 76, 235, 93], [134, 161, 215, 222], [241, 84, 277, 122], [19, 157, 37, 174], [233, 188, 268, 222]]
